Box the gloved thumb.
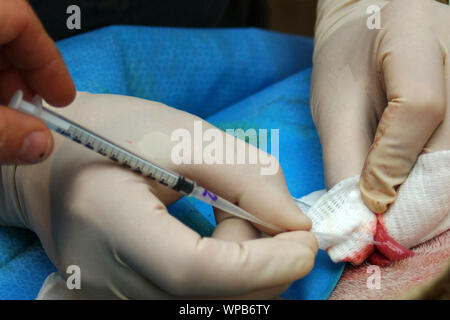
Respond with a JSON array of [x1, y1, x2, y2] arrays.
[[0, 105, 53, 164]]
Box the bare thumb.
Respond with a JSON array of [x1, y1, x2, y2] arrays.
[[0, 106, 53, 164]]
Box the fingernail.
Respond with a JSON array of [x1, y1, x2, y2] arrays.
[[19, 131, 51, 163]]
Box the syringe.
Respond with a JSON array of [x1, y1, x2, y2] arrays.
[[10, 90, 383, 246], [9, 90, 281, 231]]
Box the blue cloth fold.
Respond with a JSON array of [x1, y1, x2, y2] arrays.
[[0, 26, 344, 300]]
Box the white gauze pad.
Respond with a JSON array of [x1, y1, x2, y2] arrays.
[[297, 150, 450, 265]]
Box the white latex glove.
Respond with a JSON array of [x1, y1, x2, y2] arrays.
[[311, 0, 450, 213], [1, 92, 317, 299]]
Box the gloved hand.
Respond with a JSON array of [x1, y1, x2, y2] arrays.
[[0, 0, 75, 164], [1, 92, 316, 299], [311, 0, 450, 213]]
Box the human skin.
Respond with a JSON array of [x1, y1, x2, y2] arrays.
[[0, 0, 75, 164]]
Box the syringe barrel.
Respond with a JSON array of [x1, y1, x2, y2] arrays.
[[8, 90, 195, 194], [9, 90, 70, 131]]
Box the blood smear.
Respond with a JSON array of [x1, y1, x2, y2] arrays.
[[369, 220, 414, 266], [368, 252, 391, 267]]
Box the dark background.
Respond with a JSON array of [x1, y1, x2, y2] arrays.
[[268, 0, 316, 37], [28, 0, 317, 41]]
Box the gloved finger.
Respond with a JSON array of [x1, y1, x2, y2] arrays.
[[0, 105, 53, 164], [109, 209, 286, 300], [211, 208, 260, 242], [209, 209, 292, 299], [108, 253, 289, 300], [123, 228, 317, 298], [360, 21, 446, 214], [110, 179, 317, 297], [0, 0, 75, 106], [423, 45, 450, 153], [98, 258, 175, 300], [311, 57, 380, 189]]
